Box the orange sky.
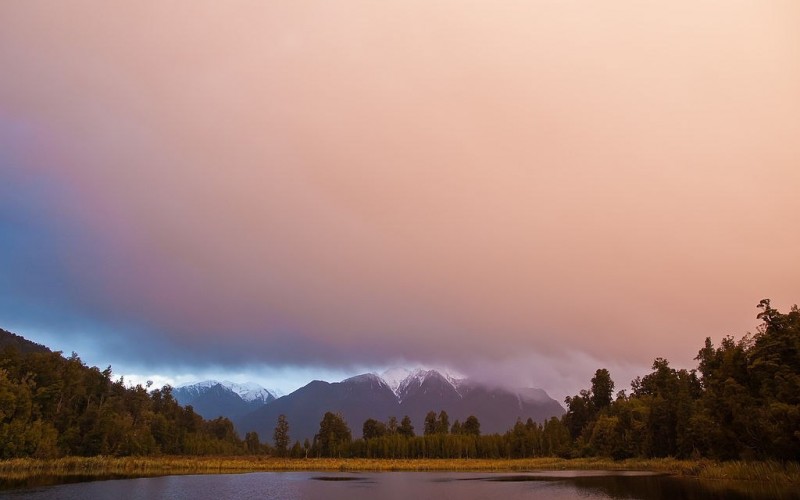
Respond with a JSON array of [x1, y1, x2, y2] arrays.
[[1, 1, 799, 397]]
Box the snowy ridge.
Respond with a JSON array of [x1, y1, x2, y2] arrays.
[[379, 368, 465, 402], [223, 381, 277, 403], [177, 380, 277, 403], [343, 373, 391, 389], [380, 367, 413, 394]]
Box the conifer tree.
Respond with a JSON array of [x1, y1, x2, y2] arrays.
[[273, 414, 290, 457]]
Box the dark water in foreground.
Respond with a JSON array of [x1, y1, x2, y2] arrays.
[[2, 471, 798, 500]]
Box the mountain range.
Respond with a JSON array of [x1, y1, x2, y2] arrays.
[[194, 368, 566, 443], [172, 380, 278, 420], [1, 327, 564, 443]]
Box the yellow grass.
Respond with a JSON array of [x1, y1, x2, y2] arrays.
[[0, 456, 798, 483]]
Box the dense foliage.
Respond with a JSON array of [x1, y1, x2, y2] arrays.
[[563, 300, 800, 461], [283, 301, 800, 461], [2, 300, 797, 462], [0, 347, 246, 458], [272, 411, 570, 459]]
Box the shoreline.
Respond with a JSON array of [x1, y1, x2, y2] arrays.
[[1, 456, 798, 484]]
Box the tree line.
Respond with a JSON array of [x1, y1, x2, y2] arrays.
[[268, 409, 567, 459], [268, 300, 799, 461], [562, 299, 800, 461], [1, 300, 797, 461], [0, 348, 244, 458]]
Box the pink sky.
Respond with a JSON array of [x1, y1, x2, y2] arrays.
[[1, 1, 799, 397]]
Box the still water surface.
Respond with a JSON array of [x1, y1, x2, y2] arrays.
[[3, 470, 798, 500]]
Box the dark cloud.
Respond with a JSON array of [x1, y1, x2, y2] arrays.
[[1, 2, 799, 399]]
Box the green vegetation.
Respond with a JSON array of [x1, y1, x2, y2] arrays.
[[563, 299, 800, 461], [0, 348, 247, 458], [303, 414, 568, 460], [1, 456, 798, 484], [317, 412, 352, 457], [1, 300, 798, 482], [272, 414, 289, 457], [280, 300, 800, 463]]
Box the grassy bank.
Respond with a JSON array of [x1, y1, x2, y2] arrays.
[[1, 456, 798, 483]]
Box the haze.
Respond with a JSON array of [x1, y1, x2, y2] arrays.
[[1, 1, 798, 399]]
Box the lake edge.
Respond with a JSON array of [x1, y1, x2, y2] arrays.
[[2, 456, 798, 485]]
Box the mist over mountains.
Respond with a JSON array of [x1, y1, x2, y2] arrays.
[[177, 369, 565, 442], [2, 324, 564, 444]]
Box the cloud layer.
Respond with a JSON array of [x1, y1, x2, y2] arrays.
[[2, 1, 799, 396]]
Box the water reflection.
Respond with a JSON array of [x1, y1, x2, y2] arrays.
[[461, 472, 800, 500], [2, 471, 798, 500]]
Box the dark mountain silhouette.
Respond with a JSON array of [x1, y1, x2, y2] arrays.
[[236, 370, 565, 442], [237, 374, 399, 444], [173, 381, 276, 420]]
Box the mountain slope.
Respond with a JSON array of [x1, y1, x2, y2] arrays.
[[397, 370, 464, 430], [237, 374, 399, 444], [237, 370, 564, 442], [173, 381, 276, 420]]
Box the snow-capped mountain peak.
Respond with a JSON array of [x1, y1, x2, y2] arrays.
[[176, 380, 277, 403], [343, 373, 391, 389], [221, 381, 277, 403], [177, 379, 220, 390], [380, 367, 465, 401], [380, 367, 413, 395]]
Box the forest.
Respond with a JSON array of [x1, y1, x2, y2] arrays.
[[0, 338, 242, 458], [1, 300, 797, 462]]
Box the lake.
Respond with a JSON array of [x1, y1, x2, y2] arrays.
[[2, 470, 798, 499]]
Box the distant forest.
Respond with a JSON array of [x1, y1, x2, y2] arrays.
[[1, 299, 797, 461]]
